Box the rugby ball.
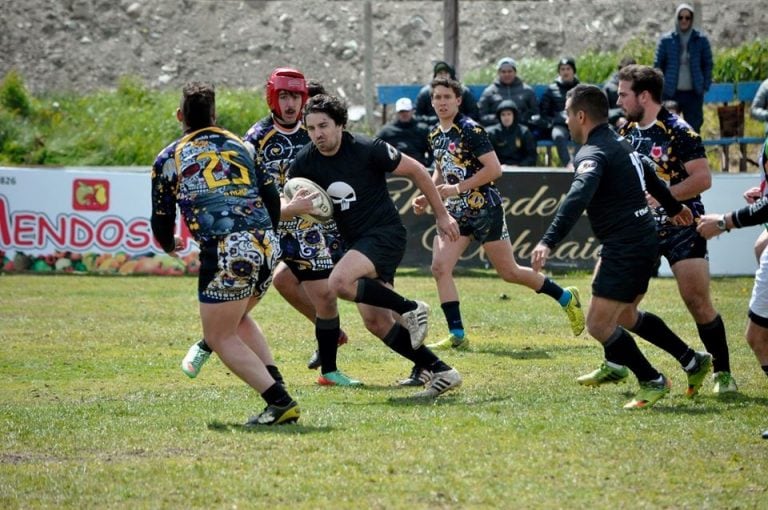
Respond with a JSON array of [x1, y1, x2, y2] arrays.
[[283, 177, 334, 222]]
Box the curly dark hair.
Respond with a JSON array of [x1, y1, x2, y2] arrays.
[[303, 94, 348, 128]]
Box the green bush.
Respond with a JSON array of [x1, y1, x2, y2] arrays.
[[0, 69, 32, 117]]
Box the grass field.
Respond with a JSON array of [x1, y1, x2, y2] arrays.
[[1, 272, 766, 509]]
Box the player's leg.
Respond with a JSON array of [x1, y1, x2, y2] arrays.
[[328, 229, 430, 347], [483, 237, 584, 336], [357, 300, 461, 398], [746, 245, 768, 381], [671, 256, 735, 393], [427, 233, 471, 350], [273, 261, 315, 321], [303, 277, 361, 386]]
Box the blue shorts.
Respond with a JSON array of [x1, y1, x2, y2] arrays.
[[658, 223, 708, 266], [455, 204, 510, 244], [198, 229, 280, 303]]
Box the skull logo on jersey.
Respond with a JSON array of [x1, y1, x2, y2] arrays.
[[328, 181, 356, 211]]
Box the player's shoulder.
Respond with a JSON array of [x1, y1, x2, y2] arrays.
[[243, 116, 274, 142], [153, 138, 180, 167]]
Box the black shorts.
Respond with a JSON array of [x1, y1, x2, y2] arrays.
[[348, 224, 407, 284], [592, 239, 658, 304], [456, 204, 510, 244], [658, 223, 708, 266]]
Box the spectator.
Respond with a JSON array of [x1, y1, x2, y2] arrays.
[[603, 56, 637, 127], [376, 97, 432, 167], [477, 57, 539, 128], [654, 3, 713, 133], [536, 57, 580, 169], [414, 61, 479, 128], [750, 77, 768, 134], [486, 99, 537, 167]]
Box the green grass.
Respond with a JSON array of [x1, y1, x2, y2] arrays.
[[1, 272, 766, 509]]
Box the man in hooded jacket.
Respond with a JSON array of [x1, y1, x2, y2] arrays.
[[477, 57, 539, 129], [654, 3, 713, 133], [486, 99, 537, 167]]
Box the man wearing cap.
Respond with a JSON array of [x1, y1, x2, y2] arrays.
[[376, 97, 432, 167], [654, 3, 713, 133], [414, 60, 479, 128], [477, 57, 539, 129]]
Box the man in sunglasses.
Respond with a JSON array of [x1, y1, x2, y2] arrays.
[[653, 3, 713, 133]]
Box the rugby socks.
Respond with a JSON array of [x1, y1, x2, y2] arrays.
[[355, 277, 416, 315], [630, 311, 695, 368], [265, 365, 285, 387], [762, 365, 768, 378], [441, 301, 465, 338], [537, 277, 568, 305], [316, 316, 341, 374], [261, 382, 293, 407], [382, 323, 439, 367], [697, 315, 731, 373], [198, 338, 213, 353], [603, 327, 660, 382]]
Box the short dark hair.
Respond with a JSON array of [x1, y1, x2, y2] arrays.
[[303, 94, 348, 128], [430, 77, 463, 98], [617, 64, 664, 104], [566, 84, 609, 123], [181, 81, 215, 131], [306, 79, 327, 98]]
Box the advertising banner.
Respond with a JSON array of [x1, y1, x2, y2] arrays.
[[0, 166, 757, 276]]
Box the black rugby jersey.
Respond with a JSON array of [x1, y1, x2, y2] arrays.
[[288, 132, 402, 243], [542, 124, 681, 249]]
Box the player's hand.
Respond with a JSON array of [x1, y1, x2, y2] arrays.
[[696, 214, 723, 240], [645, 191, 660, 209], [288, 188, 318, 215], [412, 194, 429, 215], [168, 236, 184, 258], [531, 242, 551, 273], [436, 183, 460, 200], [669, 205, 693, 226], [435, 214, 459, 242], [743, 186, 762, 204]]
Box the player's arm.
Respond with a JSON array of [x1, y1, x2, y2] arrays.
[[669, 158, 711, 200], [150, 159, 179, 254], [394, 154, 459, 241], [697, 196, 768, 239], [532, 160, 600, 271]]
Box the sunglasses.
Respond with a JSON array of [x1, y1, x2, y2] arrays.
[[678, 15, 692, 20]]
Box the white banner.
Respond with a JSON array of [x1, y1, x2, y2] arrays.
[[0, 166, 760, 276]]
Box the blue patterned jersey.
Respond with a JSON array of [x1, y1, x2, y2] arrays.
[[618, 108, 707, 218], [428, 113, 502, 218], [151, 126, 274, 243]]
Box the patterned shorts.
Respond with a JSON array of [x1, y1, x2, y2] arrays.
[[278, 218, 340, 281], [455, 204, 510, 243], [198, 229, 281, 303], [658, 223, 708, 266]]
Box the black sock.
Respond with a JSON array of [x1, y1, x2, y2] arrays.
[[198, 339, 212, 353], [537, 276, 565, 301], [697, 315, 730, 373], [265, 365, 284, 387], [316, 316, 340, 374], [355, 278, 416, 315], [762, 365, 768, 377], [382, 323, 439, 367], [441, 301, 463, 333], [603, 327, 660, 382], [261, 382, 293, 407], [630, 311, 695, 368]]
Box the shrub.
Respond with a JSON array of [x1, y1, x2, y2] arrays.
[[0, 69, 32, 117]]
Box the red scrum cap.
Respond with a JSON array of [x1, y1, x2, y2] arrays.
[[266, 67, 308, 118]]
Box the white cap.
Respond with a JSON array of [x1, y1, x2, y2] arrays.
[[395, 97, 413, 112]]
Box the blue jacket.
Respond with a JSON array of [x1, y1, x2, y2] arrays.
[[654, 28, 713, 98]]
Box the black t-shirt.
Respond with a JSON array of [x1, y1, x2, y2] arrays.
[[541, 123, 657, 249], [288, 131, 402, 243]]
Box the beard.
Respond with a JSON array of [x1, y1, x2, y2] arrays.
[[624, 105, 644, 123]]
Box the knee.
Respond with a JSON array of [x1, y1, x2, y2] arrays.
[[363, 315, 391, 338], [431, 259, 453, 280], [327, 272, 351, 300], [272, 268, 293, 294]]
